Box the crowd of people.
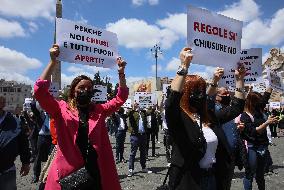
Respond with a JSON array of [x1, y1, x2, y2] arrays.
[[0, 45, 283, 190]]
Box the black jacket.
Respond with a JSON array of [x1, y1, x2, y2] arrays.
[[165, 91, 245, 190], [128, 109, 147, 135], [0, 112, 31, 172]]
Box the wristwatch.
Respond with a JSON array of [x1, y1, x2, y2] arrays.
[[177, 66, 188, 76], [235, 87, 246, 93]]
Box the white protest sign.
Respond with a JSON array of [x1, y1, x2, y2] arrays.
[[162, 84, 171, 95], [251, 82, 266, 93], [49, 82, 60, 97], [23, 98, 33, 110], [134, 92, 157, 108], [91, 85, 107, 102], [56, 18, 118, 68], [220, 48, 262, 86], [267, 68, 284, 93], [122, 99, 132, 108], [187, 6, 242, 68], [269, 102, 281, 109]]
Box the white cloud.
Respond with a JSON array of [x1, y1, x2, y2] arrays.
[[0, 72, 34, 85], [28, 21, 38, 33], [0, 46, 42, 74], [74, 12, 88, 24], [106, 18, 179, 49], [148, 0, 159, 6], [157, 13, 187, 38], [218, 0, 260, 22], [132, 0, 159, 6], [0, 0, 55, 20], [67, 65, 110, 74], [151, 64, 162, 73], [242, 8, 284, 48], [0, 18, 25, 38], [166, 57, 180, 71], [190, 65, 215, 80]]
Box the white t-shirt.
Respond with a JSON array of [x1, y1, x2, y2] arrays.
[[199, 127, 218, 169], [161, 110, 168, 130], [118, 117, 125, 131]]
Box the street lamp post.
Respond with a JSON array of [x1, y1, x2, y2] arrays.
[[151, 44, 162, 82]]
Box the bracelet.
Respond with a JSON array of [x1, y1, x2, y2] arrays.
[[235, 87, 245, 93]]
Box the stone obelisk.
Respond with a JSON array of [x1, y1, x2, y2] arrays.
[[51, 0, 62, 90]]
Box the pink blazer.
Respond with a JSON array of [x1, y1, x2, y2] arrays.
[[34, 79, 128, 190]]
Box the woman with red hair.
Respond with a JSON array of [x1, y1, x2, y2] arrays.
[[165, 47, 246, 190]]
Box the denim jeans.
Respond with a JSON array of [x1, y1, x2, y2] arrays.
[[243, 146, 267, 190], [128, 133, 147, 170], [0, 169, 17, 190], [199, 168, 216, 190]]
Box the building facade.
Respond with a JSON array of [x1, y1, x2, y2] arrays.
[[0, 79, 32, 114]]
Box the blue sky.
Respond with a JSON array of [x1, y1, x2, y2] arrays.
[[0, 0, 283, 88]]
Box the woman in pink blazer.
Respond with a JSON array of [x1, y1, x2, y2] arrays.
[[34, 44, 128, 190]]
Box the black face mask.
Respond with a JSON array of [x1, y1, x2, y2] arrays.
[[189, 90, 207, 114], [220, 95, 231, 106], [76, 90, 94, 107]]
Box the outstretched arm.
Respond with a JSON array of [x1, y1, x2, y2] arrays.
[[170, 47, 193, 92], [40, 44, 59, 80]]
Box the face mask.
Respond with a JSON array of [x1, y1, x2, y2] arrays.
[[189, 90, 207, 114], [76, 90, 93, 107], [219, 95, 231, 106]]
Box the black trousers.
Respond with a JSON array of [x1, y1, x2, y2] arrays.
[[146, 131, 156, 157], [115, 130, 127, 161], [33, 135, 51, 177]]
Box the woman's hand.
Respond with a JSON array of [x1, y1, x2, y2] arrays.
[[50, 44, 59, 62], [179, 47, 193, 68], [235, 63, 246, 81], [212, 67, 224, 83], [265, 116, 279, 125], [237, 122, 245, 132], [117, 56, 126, 74]]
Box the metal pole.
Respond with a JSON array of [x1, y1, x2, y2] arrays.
[[155, 50, 158, 82]]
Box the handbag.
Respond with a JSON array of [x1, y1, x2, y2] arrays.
[[59, 167, 95, 190], [59, 107, 95, 190]]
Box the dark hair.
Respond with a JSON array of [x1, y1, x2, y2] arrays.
[[180, 75, 209, 123], [68, 75, 94, 102], [245, 92, 262, 114]]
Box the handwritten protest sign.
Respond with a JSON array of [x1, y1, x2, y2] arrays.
[[122, 99, 132, 108], [91, 85, 107, 102], [187, 6, 242, 68], [220, 48, 262, 86], [270, 102, 281, 109], [23, 98, 33, 111], [251, 81, 266, 93], [267, 68, 284, 93], [134, 92, 157, 108], [162, 84, 171, 95], [56, 18, 118, 68], [49, 82, 60, 97]]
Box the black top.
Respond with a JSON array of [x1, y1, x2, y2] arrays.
[[165, 90, 245, 190], [240, 92, 271, 146]]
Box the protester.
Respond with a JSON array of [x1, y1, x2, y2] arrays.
[[160, 95, 172, 167], [23, 110, 38, 162], [127, 103, 152, 177], [270, 108, 279, 138], [239, 89, 279, 190], [115, 107, 128, 163], [165, 47, 246, 190], [146, 106, 159, 158], [0, 96, 31, 190], [30, 101, 52, 183], [33, 44, 128, 190]]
